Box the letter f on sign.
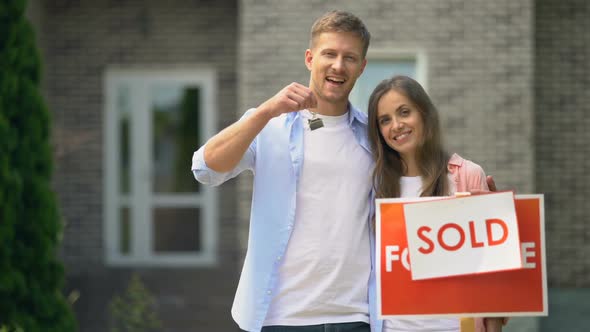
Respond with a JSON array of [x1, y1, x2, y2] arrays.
[[386, 245, 400, 272]]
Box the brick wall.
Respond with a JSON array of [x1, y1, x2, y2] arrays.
[[536, 0, 590, 287], [32, 0, 590, 329], [237, 0, 535, 258], [37, 0, 240, 331]]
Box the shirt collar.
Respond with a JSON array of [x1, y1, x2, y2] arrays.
[[347, 102, 368, 126], [448, 153, 464, 166]]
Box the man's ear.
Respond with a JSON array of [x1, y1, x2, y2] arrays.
[[305, 49, 313, 71], [360, 58, 367, 74]]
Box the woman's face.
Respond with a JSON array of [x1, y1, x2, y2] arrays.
[[376, 89, 424, 160]]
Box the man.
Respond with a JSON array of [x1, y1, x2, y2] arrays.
[[193, 10, 376, 332]]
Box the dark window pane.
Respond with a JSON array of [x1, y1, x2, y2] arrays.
[[119, 207, 131, 254], [151, 85, 201, 193], [118, 84, 131, 194], [153, 207, 201, 253]]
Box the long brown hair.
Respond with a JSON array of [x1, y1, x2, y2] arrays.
[[368, 76, 449, 198]]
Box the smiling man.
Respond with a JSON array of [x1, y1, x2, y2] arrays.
[[192, 10, 378, 332]]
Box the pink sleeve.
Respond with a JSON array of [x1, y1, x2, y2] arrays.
[[450, 157, 489, 192], [466, 161, 489, 191]]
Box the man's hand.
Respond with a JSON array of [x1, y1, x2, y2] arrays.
[[202, 83, 315, 173], [474, 317, 509, 332], [466, 175, 498, 196], [258, 82, 317, 118], [486, 175, 497, 192], [485, 317, 509, 332]]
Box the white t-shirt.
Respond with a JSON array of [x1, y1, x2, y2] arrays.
[[263, 110, 373, 326], [383, 176, 460, 332]]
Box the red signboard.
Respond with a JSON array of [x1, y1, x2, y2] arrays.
[[376, 195, 547, 318]]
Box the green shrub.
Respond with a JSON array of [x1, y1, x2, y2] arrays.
[[0, 0, 76, 330], [109, 274, 162, 332]]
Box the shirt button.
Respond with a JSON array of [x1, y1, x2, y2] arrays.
[[287, 224, 293, 230], [277, 256, 281, 261], [267, 290, 271, 295]]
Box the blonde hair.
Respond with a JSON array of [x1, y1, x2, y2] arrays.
[[310, 10, 370, 57]]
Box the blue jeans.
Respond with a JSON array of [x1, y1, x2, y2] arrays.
[[260, 321, 370, 332]]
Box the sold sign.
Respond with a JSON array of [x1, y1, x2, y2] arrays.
[[376, 195, 547, 318], [404, 191, 522, 280]]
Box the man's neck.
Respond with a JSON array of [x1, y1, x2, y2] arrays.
[[309, 98, 349, 116]]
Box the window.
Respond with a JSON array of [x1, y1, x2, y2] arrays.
[[349, 50, 427, 112], [104, 68, 217, 266]]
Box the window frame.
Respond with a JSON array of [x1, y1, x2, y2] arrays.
[[349, 48, 428, 111], [367, 48, 428, 90], [103, 67, 218, 267]]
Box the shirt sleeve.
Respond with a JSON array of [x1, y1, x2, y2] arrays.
[[190, 109, 257, 187], [448, 154, 489, 192], [465, 160, 489, 191]]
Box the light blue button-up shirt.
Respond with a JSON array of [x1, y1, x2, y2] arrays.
[[192, 105, 382, 332]]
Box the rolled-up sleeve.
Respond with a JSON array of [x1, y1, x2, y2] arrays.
[[191, 141, 255, 187], [191, 109, 258, 187]]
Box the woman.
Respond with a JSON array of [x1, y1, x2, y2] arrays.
[[367, 75, 506, 332]]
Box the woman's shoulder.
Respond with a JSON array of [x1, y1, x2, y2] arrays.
[[448, 153, 488, 192], [448, 153, 485, 174]]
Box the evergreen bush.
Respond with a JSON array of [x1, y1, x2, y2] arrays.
[[0, 0, 76, 330], [109, 274, 162, 332]]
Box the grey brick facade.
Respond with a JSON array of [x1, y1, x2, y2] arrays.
[[536, 0, 590, 287]]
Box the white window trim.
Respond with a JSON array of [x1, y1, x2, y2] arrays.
[[365, 48, 428, 92], [103, 67, 218, 267]]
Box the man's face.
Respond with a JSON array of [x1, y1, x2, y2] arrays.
[[305, 32, 367, 105]]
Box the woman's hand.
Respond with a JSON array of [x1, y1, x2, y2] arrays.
[[474, 317, 509, 332]]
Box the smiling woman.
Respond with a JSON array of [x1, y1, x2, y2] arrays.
[[367, 76, 506, 332], [368, 75, 449, 199]]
